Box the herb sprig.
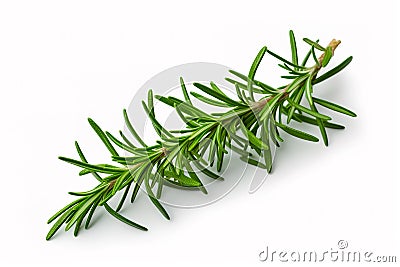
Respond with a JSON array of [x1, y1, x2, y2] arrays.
[[46, 31, 355, 240]]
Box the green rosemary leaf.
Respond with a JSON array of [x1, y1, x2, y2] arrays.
[[305, 75, 313, 105], [112, 171, 131, 195], [65, 191, 104, 231], [278, 63, 292, 71], [301, 49, 312, 66], [174, 104, 200, 128], [104, 203, 148, 231], [208, 135, 217, 166], [156, 173, 164, 199], [310, 103, 328, 146], [46, 206, 76, 240], [88, 118, 119, 157], [303, 38, 325, 51], [170, 129, 195, 134], [123, 109, 147, 147], [289, 30, 299, 68], [215, 126, 227, 171], [150, 165, 160, 188], [167, 96, 185, 105], [235, 83, 248, 104], [188, 127, 213, 151], [248, 46, 267, 80], [313, 56, 353, 84], [190, 150, 208, 165], [262, 119, 273, 173], [287, 86, 305, 123], [313, 97, 357, 117], [260, 93, 284, 121], [275, 122, 319, 142], [301, 39, 319, 66], [228, 70, 277, 93], [239, 121, 269, 150], [143, 105, 162, 138], [264, 147, 273, 173], [215, 125, 227, 153], [255, 81, 278, 94], [210, 81, 228, 96], [227, 142, 250, 156], [59, 157, 125, 174], [188, 123, 214, 141], [75, 197, 100, 236], [74, 141, 88, 163], [225, 77, 243, 88], [180, 77, 192, 105], [250, 118, 260, 136], [281, 75, 298, 79], [162, 169, 197, 187], [79, 164, 120, 175], [190, 92, 230, 107], [154, 95, 176, 107], [317, 119, 328, 146], [73, 211, 86, 237], [193, 82, 243, 107], [64, 207, 76, 224], [311, 46, 319, 66], [247, 80, 255, 102], [142, 101, 174, 139], [225, 78, 249, 94], [84, 197, 101, 229], [111, 156, 136, 165], [118, 131, 136, 148], [190, 156, 224, 180], [126, 144, 160, 153], [102, 173, 121, 183], [198, 137, 211, 156], [294, 113, 345, 129], [229, 69, 248, 81], [47, 197, 85, 224], [75, 141, 102, 182], [240, 156, 267, 169], [69, 183, 108, 196], [227, 123, 247, 145], [106, 131, 136, 154], [266, 49, 307, 69], [148, 89, 155, 118], [144, 173, 170, 220], [286, 65, 309, 76], [278, 103, 283, 123], [286, 98, 331, 120], [269, 118, 281, 147], [282, 104, 345, 130], [286, 75, 308, 93], [321, 46, 333, 67], [131, 172, 145, 203], [174, 100, 215, 120], [123, 156, 152, 166], [115, 183, 131, 212]]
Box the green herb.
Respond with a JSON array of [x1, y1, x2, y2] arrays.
[[46, 31, 355, 240]]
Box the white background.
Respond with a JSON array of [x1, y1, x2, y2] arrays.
[[0, 0, 399, 266]]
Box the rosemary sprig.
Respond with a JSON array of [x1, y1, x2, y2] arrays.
[[46, 31, 356, 240]]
